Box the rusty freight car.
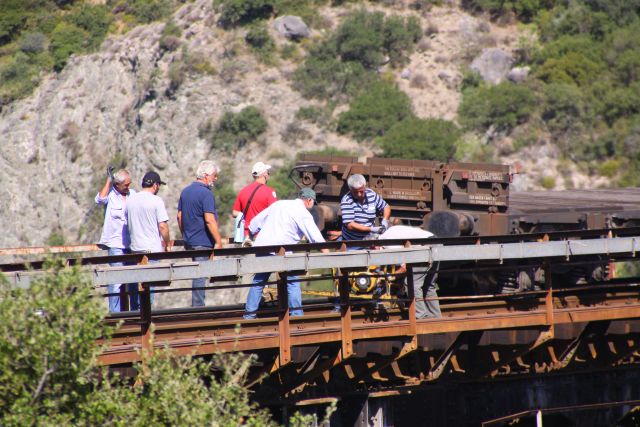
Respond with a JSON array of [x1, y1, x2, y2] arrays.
[[291, 154, 640, 293]]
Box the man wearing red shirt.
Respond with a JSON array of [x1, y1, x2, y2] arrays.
[[232, 161, 278, 238]]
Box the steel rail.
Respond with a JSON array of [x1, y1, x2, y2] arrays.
[[3, 227, 640, 273], [4, 234, 640, 288]]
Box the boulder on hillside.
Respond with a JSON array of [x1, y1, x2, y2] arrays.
[[470, 48, 513, 85], [507, 66, 530, 83], [273, 16, 310, 40]]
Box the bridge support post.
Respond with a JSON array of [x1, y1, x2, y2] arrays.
[[278, 272, 291, 365], [339, 270, 353, 359]]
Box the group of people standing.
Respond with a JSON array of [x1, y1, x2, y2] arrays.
[[97, 161, 440, 320]]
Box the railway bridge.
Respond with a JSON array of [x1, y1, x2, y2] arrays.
[[4, 228, 640, 426]]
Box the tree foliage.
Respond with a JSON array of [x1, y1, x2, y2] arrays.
[[293, 9, 421, 101], [0, 259, 333, 426], [0, 259, 112, 425], [377, 117, 460, 161], [211, 106, 268, 152], [337, 79, 413, 140], [459, 82, 537, 132]]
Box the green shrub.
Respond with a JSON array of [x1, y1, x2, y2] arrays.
[[539, 175, 556, 189], [458, 82, 537, 132], [0, 259, 111, 425], [128, 0, 174, 24], [542, 83, 587, 133], [535, 52, 605, 86], [19, 32, 47, 54], [0, 52, 40, 104], [377, 117, 460, 161], [67, 4, 111, 50], [461, 0, 555, 22], [0, 0, 27, 45], [245, 23, 276, 64], [337, 79, 413, 140], [214, 0, 274, 27], [293, 48, 373, 100], [296, 105, 325, 123], [211, 106, 268, 152], [50, 21, 86, 71], [602, 84, 640, 125], [599, 159, 621, 178]]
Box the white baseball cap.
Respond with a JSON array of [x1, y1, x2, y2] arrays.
[[252, 162, 272, 177]]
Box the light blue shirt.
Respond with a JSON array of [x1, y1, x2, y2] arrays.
[[95, 187, 137, 249], [250, 199, 325, 247]]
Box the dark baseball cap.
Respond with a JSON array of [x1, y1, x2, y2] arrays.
[[142, 171, 166, 187], [298, 187, 316, 202]]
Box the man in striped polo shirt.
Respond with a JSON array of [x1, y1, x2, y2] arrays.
[[340, 174, 391, 243]]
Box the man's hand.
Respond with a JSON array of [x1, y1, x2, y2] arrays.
[[165, 240, 174, 252], [381, 219, 390, 230], [107, 166, 115, 180], [370, 226, 381, 233]]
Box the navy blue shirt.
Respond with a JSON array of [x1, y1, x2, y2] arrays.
[[178, 182, 217, 247]]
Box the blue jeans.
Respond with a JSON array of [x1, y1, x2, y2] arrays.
[[187, 245, 211, 307], [244, 272, 303, 319], [107, 247, 139, 312]]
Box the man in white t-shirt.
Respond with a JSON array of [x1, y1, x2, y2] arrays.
[[127, 171, 172, 254], [378, 225, 441, 319]]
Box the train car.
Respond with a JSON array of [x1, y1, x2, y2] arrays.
[[291, 154, 640, 294]]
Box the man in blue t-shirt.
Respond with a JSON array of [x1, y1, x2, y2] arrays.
[[177, 160, 222, 307]]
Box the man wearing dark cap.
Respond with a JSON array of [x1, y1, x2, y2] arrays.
[[127, 171, 172, 255], [243, 188, 328, 319]]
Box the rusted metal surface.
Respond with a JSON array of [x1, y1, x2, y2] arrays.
[[291, 155, 640, 237]]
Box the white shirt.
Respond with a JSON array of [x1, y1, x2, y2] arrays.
[[250, 199, 325, 247], [379, 225, 434, 248], [95, 187, 137, 249], [127, 191, 169, 252]]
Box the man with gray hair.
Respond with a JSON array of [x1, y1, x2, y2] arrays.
[[96, 166, 137, 312], [340, 173, 391, 242], [177, 160, 222, 307]]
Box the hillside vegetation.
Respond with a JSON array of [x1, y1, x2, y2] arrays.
[[0, 0, 639, 247]]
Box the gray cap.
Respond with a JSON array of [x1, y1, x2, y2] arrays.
[[298, 187, 316, 202]]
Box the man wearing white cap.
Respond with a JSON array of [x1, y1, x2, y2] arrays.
[[232, 161, 278, 240]]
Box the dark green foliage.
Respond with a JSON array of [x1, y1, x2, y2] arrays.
[[337, 80, 413, 140], [211, 106, 268, 152], [293, 9, 420, 101], [0, 259, 112, 425], [268, 160, 298, 199], [214, 0, 274, 27], [127, 0, 174, 24], [538, 2, 614, 41], [461, 0, 555, 22], [245, 23, 276, 63], [293, 49, 373, 100], [212, 164, 237, 227], [536, 52, 604, 86], [49, 21, 86, 70], [602, 84, 640, 125], [458, 82, 537, 132], [67, 4, 111, 50], [542, 83, 587, 133], [335, 9, 419, 68], [377, 117, 460, 161]]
